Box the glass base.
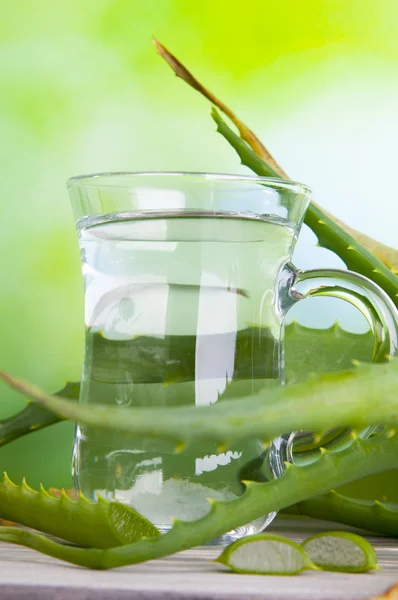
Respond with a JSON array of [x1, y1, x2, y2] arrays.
[[156, 512, 277, 545]]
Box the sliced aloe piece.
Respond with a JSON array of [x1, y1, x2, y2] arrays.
[[215, 534, 315, 575], [302, 531, 378, 573], [108, 501, 160, 544], [0, 474, 160, 548]]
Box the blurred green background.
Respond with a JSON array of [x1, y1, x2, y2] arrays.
[[1, 0, 397, 497]]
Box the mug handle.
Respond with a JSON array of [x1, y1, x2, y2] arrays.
[[269, 265, 398, 477], [286, 266, 398, 363]]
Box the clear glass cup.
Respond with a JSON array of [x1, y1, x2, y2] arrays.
[[67, 172, 398, 543]]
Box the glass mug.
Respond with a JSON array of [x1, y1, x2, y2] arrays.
[[68, 172, 398, 542]]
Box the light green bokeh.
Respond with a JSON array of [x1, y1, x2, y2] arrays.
[[0, 0, 397, 496]]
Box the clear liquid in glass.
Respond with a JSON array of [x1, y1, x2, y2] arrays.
[[72, 211, 294, 541]]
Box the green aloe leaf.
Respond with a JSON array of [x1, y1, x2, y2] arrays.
[[108, 501, 160, 544], [0, 432, 395, 568], [211, 108, 398, 307], [288, 490, 398, 537], [0, 473, 159, 548], [0, 323, 374, 448], [154, 39, 398, 292], [84, 322, 374, 386], [153, 38, 283, 176], [1, 360, 396, 448], [285, 322, 373, 384], [215, 534, 315, 575], [302, 531, 378, 573], [0, 381, 79, 448]]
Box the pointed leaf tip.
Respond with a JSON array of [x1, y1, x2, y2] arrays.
[[241, 480, 260, 489], [154, 40, 286, 176], [3, 473, 16, 488]]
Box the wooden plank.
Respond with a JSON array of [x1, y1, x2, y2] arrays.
[[0, 520, 396, 600]]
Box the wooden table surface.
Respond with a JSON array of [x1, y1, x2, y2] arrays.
[[0, 519, 396, 600]]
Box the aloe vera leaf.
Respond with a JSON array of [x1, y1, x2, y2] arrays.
[[285, 322, 373, 384], [155, 40, 398, 282], [302, 531, 378, 572], [86, 323, 372, 386], [153, 38, 284, 176], [211, 108, 398, 306], [0, 381, 79, 448], [89, 326, 277, 385], [290, 490, 398, 537], [321, 213, 398, 276], [0, 323, 372, 447], [0, 473, 159, 548], [1, 360, 396, 448], [215, 533, 315, 575], [0, 432, 396, 569]]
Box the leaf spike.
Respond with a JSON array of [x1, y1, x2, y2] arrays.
[[173, 441, 187, 454], [342, 431, 356, 444], [39, 483, 52, 498], [206, 498, 222, 516], [313, 433, 323, 446], [328, 489, 340, 499], [59, 489, 72, 504], [97, 494, 109, 506], [79, 490, 91, 504], [374, 500, 385, 508], [3, 472, 17, 488], [21, 477, 35, 492], [170, 517, 181, 527], [241, 480, 260, 489]]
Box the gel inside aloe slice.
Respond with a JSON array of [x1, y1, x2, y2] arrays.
[[302, 531, 378, 573], [215, 534, 315, 575]]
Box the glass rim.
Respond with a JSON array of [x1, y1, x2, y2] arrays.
[[66, 171, 312, 195]]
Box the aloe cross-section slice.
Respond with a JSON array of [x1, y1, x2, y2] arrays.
[[215, 534, 315, 575], [302, 531, 378, 572]]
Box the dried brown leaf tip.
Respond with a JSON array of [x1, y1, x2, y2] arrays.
[[153, 37, 287, 178], [153, 39, 398, 273], [372, 583, 398, 600]]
